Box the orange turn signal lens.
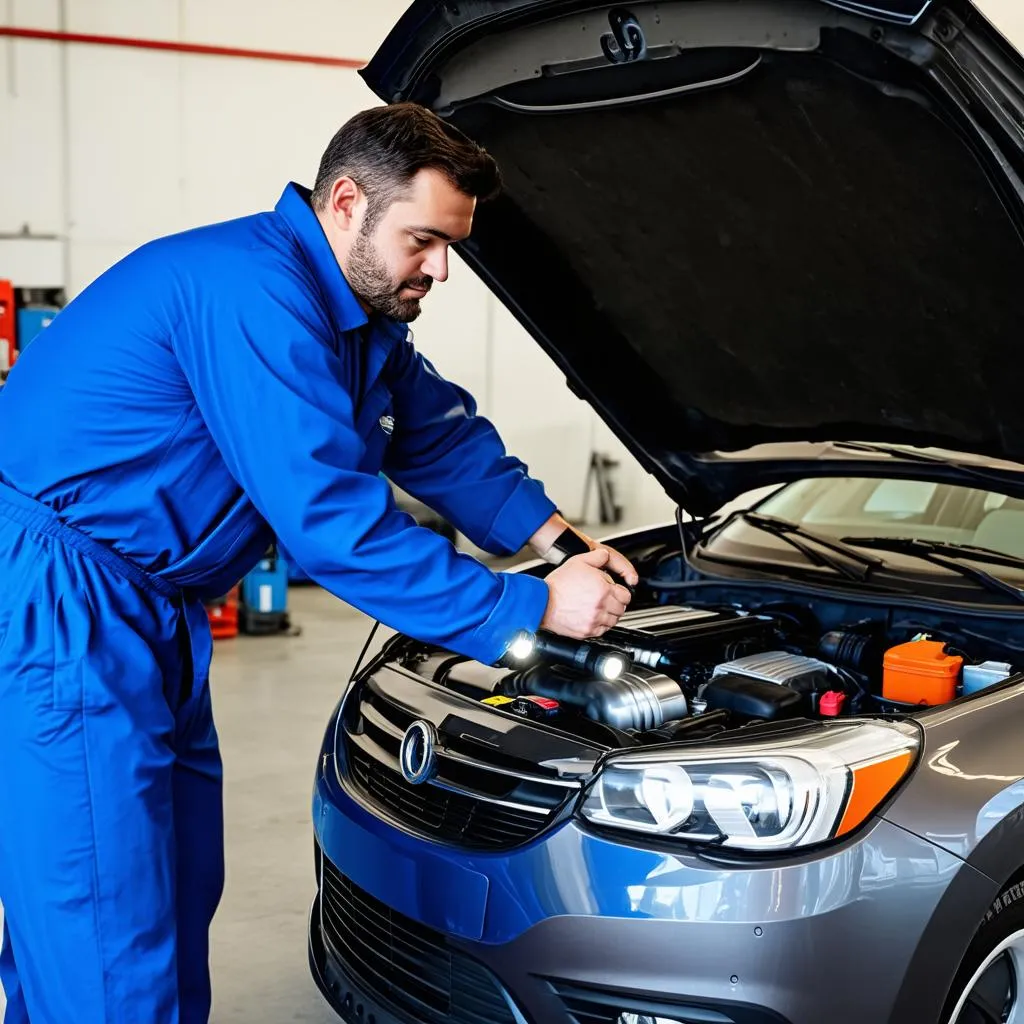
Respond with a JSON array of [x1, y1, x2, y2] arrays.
[[836, 751, 915, 837]]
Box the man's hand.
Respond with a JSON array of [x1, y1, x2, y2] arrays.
[[540, 548, 632, 639], [528, 512, 639, 588], [591, 540, 639, 589]]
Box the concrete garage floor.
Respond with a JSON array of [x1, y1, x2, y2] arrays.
[[207, 585, 383, 1023], [0, 585, 383, 1024]]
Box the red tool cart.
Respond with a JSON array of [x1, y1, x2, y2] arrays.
[[206, 585, 240, 640], [0, 280, 16, 377]]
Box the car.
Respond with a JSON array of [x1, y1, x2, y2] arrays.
[[308, 2, 1024, 1022]]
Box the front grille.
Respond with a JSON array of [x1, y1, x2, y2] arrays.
[[319, 856, 516, 1024], [553, 984, 629, 1024], [349, 743, 552, 849], [340, 677, 579, 850]]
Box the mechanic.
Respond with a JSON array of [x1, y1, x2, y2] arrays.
[[0, 103, 638, 1024]]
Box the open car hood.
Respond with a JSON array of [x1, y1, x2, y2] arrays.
[[362, 0, 1024, 515]]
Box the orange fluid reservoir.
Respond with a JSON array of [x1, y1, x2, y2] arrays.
[[883, 639, 962, 705]]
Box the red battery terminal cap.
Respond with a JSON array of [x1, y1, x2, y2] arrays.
[[526, 696, 559, 710], [820, 691, 847, 717]]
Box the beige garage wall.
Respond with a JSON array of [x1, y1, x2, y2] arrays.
[[976, 0, 1024, 47]]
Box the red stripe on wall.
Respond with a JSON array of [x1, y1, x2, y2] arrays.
[[0, 25, 366, 69]]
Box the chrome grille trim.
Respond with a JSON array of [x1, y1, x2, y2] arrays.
[[346, 729, 554, 815]]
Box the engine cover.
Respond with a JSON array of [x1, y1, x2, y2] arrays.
[[712, 651, 839, 693], [606, 604, 770, 671]]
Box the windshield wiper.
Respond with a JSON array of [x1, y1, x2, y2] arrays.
[[737, 512, 885, 582], [905, 540, 1024, 570], [840, 536, 1024, 604]]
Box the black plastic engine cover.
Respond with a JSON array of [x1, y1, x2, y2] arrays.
[[701, 672, 803, 720], [605, 605, 772, 673]]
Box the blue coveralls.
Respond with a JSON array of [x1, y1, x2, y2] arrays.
[[0, 183, 555, 1023]]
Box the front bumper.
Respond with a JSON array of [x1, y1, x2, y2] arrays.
[[309, 891, 429, 1024], [311, 720, 982, 1024]]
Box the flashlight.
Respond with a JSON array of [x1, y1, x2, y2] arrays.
[[503, 630, 629, 680], [507, 631, 536, 662]]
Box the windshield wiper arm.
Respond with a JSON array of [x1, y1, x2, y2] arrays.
[[738, 512, 885, 582], [840, 536, 1024, 604], [909, 539, 1024, 571]]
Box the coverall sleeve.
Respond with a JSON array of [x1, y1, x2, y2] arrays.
[[171, 262, 549, 665], [382, 337, 557, 555]]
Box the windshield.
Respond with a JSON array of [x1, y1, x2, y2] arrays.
[[702, 477, 1024, 583], [756, 478, 1024, 556]]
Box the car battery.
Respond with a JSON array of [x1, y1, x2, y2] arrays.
[[240, 547, 290, 635]]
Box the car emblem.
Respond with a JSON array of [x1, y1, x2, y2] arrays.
[[399, 720, 437, 786], [379, 414, 395, 436]]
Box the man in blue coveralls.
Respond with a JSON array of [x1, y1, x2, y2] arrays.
[[0, 104, 638, 1022]]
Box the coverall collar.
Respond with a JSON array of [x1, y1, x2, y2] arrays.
[[276, 182, 371, 334]]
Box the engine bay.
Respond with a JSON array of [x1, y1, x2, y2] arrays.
[[393, 591, 1023, 750]]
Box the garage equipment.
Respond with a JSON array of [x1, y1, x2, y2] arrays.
[[239, 544, 290, 635], [0, 280, 15, 377], [0, 284, 64, 381], [581, 449, 623, 525], [16, 291, 61, 352], [206, 586, 240, 640]]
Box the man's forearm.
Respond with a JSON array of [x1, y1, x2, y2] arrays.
[[528, 512, 593, 561], [528, 512, 640, 586]]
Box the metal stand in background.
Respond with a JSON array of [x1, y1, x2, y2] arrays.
[[239, 544, 302, 637], [580, 450, 623, 526]]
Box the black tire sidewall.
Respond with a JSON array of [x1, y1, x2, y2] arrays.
[[942, 880, 1024, 1023]]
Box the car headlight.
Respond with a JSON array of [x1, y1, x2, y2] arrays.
[[580, 720, 918, 851]]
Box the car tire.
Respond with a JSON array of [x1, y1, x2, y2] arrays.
[[941, 879, 1024, 1023]]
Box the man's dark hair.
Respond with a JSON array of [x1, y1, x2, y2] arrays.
[[311, 103, 501, 230]]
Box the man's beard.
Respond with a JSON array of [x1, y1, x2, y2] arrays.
[[346, 230, 431, 323]]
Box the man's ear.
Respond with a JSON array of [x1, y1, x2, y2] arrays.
[[328, 176, 362, 231]]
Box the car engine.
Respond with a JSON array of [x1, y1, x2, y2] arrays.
[[392, 600, 1017, 747]]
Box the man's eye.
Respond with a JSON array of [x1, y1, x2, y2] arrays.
[[411, 235, 430, 248]]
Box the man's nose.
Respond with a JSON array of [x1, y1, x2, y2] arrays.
[[423, 247, 449, 283]]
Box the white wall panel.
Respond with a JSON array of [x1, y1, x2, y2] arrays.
[[64, 0, 182, 39], [404, 252, 491, 415], [977, 0, 1024, 50], [67, 239, 134, 295], [179, 58, 375, 229], [629, 468, 676, 527], [182, 0, 392, 66], [0, 39, 65, 237], [0, 237, 63, 286], [489, 304, 593, 516], [10, 0, 60, 29], [65, 45, 183, 244]]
